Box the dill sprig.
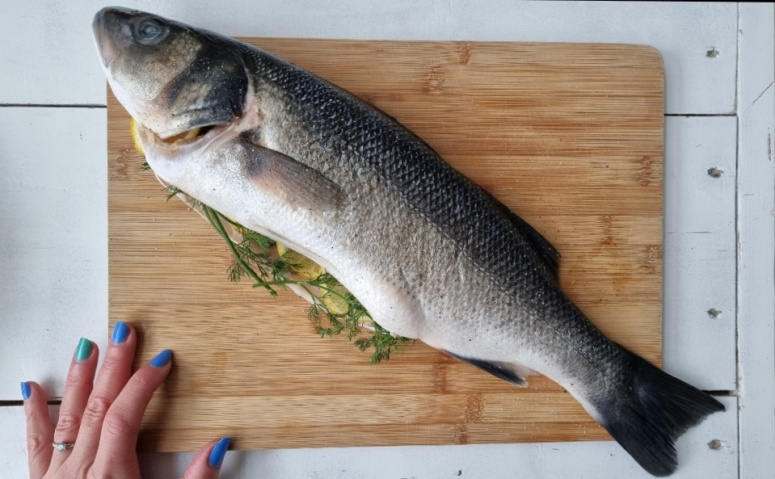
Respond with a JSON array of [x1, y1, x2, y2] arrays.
[[186, 198, 412, 363]]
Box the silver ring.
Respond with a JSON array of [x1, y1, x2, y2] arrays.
[[52, 441, 75, 452]]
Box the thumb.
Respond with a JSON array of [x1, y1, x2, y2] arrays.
[[181, 437, 231, 479]]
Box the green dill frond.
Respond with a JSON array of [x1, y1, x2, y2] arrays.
[[194, 202, 412, 363], [164, 184, 184, 201], [355, 323, 415, 364]]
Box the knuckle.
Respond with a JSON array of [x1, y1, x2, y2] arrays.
[[25, 402, 48, 423], [81, 395, 113, 427], [55, 412, 81, 436], [100, 351, 124, 373], [26, 431, 48, 454], [103, 410, 137, 438], [131, 372, 153, 391], [76, 463, 95, 479], [65, 368, 88, 388]]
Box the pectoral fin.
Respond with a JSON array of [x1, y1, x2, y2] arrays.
[[241, 139, 344, 212]]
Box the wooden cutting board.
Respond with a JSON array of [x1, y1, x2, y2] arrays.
[[108, 39, 664, 452]]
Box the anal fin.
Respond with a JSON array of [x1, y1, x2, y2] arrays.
[[444, 351, 530, 387]]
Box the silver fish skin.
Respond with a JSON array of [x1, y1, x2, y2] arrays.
[[93, 8, 723, 476]]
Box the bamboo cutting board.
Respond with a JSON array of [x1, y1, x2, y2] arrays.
[[108, 39, 664, 452]]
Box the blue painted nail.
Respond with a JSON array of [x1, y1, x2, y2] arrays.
[[208, 437, 231, 468], [21, 382, 31, 400], [149, 349, 172, 368], [112, 321, 129, 345], [75, 338, 92, 362]]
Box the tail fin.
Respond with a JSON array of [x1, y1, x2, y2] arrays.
[[595, 346, 724, 477]]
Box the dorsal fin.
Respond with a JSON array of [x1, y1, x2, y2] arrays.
[[484, 191, 561, 281], [504, 208, 560, 280]]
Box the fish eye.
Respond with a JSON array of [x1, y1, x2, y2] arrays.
[[135, 18, 167, 44]]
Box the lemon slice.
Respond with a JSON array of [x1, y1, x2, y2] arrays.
[[163, 127, 201, 143], [320, 283, 350, 315], [130, 117, 144, 154], [276, 242, 324, 280], [276, 242, 289, 257]]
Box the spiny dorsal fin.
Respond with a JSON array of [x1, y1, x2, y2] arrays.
[[504, 208, 560, 280]]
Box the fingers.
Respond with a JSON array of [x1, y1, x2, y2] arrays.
[[23, 381, 54, 479], [181, 438, 231, 479], [50, 338, 99, 468], [73, 321, 137, 460], [92, 348, 173, 470]]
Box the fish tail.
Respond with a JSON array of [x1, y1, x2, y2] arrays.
[[593, 345, 724, 477]]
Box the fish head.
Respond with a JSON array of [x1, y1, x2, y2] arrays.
[[92, 8, 330, 241], [93, 7, 249, 155]]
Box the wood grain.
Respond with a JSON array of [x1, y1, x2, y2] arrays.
[[108, 39, 663, 452]]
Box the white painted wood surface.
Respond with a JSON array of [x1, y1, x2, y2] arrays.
[[0, 2, 769, 478], [736, 4, 775, 479], [0, 107, 109, 398], [662, 116, 737, 391]]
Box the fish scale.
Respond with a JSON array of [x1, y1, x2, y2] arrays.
[[94, 7, 724, 476]]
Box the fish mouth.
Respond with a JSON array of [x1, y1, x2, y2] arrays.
[[135, 119, 229, 157]]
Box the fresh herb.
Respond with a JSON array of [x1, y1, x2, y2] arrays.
[[164, 184, 185, 201], [184, 198, 413, 363]]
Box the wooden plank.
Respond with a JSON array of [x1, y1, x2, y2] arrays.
[[109, 39, 663, 451], [737, 4, 775, 478], [1, 2, 734, 114], [0, 107, 108, 400], [662, 116, 737, 390]]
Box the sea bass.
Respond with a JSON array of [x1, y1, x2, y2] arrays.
[[93, 8, 723, 476]]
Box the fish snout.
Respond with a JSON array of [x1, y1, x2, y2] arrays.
[[92, 7, 139, 67]]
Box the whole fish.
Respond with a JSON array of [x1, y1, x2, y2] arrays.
[[93, 7, 723, 476]]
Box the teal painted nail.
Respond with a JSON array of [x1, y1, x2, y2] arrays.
[[208, 437, 231, 468], [21, 382, 31, 400], [112, 321, 129, 344], [150, 349, 172, 368], [75, 338, 92, 362]]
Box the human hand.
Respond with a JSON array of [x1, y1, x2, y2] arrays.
[[22, 322, 230, 478]]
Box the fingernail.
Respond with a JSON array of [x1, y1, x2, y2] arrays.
[[21, 382, 31, 400], [208, 437, 231, 468], [149, 349, 172, 368], [112, 321, 129, 345], [75, 338, 92, 362]]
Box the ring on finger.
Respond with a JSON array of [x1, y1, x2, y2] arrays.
[[52, 441, 76, 452]]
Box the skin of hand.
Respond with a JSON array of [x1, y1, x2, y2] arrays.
[[22, 322, 230, 479]]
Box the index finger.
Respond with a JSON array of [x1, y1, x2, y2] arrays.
[[92, 349, 173, 470]]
